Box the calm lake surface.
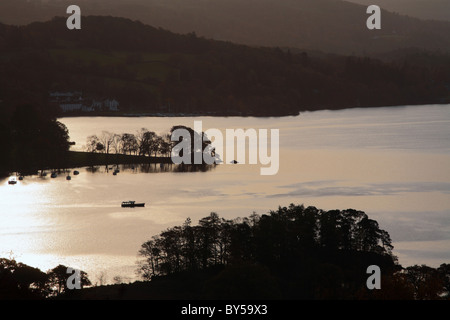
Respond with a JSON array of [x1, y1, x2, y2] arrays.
[[1, 104, 449, 284]]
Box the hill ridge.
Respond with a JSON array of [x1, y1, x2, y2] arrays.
[[1, 0, 449, 55]]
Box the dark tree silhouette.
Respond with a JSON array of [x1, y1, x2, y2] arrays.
[[403, 264, 447, 300], [137, 204, 408, 299], [0, 104, 72, 175], [170, 125, 214, 165], [0, 258, 49, 299], [47, 264, 92, 295]]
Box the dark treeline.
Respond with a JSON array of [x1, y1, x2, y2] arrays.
[[0, 104, 71, 177], [0, 258, 91, 299], [0, 16, 448, 117], [137, 204, 450, 299], [85, 129, 171, 157], [85, 125, 218, 164]]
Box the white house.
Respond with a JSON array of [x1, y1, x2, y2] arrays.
[[103, 99, 120, 111], [91, 100, 103, 110], [50, 91, 119, 113]]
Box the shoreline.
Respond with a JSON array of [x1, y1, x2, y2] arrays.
[[56, 102, 450, 119], [1, 151, 175, 178], [64, 151, 174, 169]]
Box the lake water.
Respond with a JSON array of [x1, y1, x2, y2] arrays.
[[1, 104, 449, 284]]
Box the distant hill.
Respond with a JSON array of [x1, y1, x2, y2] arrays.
[[0, 16, 449, 117], [0, 0, 449, 55], [347, 0, 450, 22]]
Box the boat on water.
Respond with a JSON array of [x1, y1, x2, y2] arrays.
[[121, 201, 145, 208]]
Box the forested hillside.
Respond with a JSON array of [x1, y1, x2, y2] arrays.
[[0, 16, 448, 117]]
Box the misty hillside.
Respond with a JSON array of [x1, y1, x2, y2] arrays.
[[347, 0, 450, 22], [1, 0, 449, 55], [0, 16, 448, 117]]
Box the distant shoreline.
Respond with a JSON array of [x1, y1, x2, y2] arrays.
[[56, 103, 450, 119], [1, 151, 174, 178], [64, 151, 173, 169], [56, 111, 300, 118]]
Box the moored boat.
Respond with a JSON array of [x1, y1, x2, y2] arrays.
[[121, 201, 145, 208]]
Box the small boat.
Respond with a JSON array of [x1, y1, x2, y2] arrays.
[[121, 201, 145, 208]]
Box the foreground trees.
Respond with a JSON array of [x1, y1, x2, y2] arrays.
[[137, 204, 450, 299], [0, 259, 91, 299], [138, 206, 396, 278], [47, 265, 92, 295]]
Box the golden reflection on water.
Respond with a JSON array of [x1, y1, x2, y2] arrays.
[[1, 105, 449, 282], [2, 148, 450, 280], [0, 176, 55, 269]]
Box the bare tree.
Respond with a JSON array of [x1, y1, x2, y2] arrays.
[[86, 135, 100, 152], [96, 270, 108, 286], [99, 131, 115, 154], [110, 133, 122, 154]]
